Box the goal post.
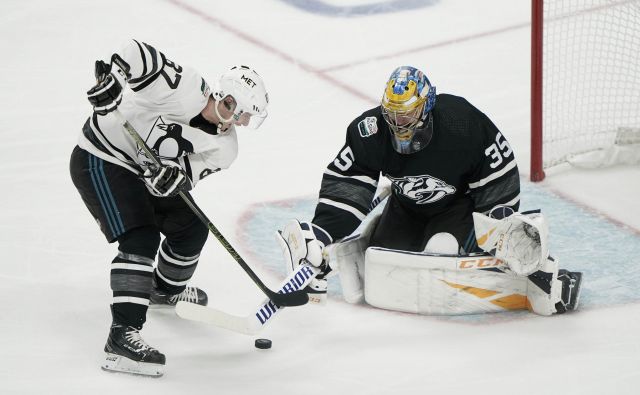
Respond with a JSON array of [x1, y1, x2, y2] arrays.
[[530, 0, 640, 181], [531, 0, 544, 181]]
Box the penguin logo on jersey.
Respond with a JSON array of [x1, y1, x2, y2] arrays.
[[140, 116, 194, 162], [388, 174, 456, 204]]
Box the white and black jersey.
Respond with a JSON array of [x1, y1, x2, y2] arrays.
[[78, 39, 237, 188], [312, 94, 520, 241]]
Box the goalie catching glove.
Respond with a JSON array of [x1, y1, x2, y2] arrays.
[[276, 220, 333, 303], [142, 161, 190, 197], [473, 206, 549, 276]]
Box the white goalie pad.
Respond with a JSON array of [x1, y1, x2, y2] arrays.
[[364, 247, 562, 316], [472, 210, 549, 276], [325, 213, 381, 304], [525, 256, 562, 316], [364, 247, 528, 315]]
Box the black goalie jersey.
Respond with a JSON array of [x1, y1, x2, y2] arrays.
[[312, 94, 520, 241]]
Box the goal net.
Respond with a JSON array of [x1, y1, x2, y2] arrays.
[[530, 0, 640, 181]]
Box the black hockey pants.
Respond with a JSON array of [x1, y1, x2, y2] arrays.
[[70, 146, 208, 328]]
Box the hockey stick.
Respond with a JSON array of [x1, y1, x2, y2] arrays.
[[369, 184, 391, 210], [177, 264, 320, 335], [113, 110, 309, 307], [175, 187, 392, 334]]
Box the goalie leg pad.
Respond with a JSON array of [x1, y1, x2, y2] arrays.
[[363, 247, 529, 315], [525, 256, 563, 316], [326, 213, 381, 304], [423, 232, 459, 254]]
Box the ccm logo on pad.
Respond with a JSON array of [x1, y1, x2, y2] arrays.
[[459, 257, 503, 269]]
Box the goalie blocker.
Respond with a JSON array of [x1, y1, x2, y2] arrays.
[[330, 209, 582, 316]]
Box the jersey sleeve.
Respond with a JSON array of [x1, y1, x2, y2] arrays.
[[467, 112, 520, 213], [110, 40, 207, 119], [110, 39, 166, 92], [312, 119, 382, 241]]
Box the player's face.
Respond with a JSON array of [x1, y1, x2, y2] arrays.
[[384, 107, 422, 143], [217, 95, 252, 127], [393, 107, 421, 128]]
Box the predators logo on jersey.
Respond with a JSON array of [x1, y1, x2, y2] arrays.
[[357, 116, 378, 138], [388, 174, 456, 204]]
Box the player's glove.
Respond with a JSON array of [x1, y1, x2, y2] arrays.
[[87, 60, 123, 115], [276, 220, 333, 303], [142, 162, 190, 197], [473, 208, 549, 276]]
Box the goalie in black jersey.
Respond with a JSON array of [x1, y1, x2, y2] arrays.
[[277, 66, 582, 316], [70, 40, 269, 376]]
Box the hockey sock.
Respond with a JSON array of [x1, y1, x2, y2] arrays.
[[154, 240, 201, 295], [110, 251, 155, 328]]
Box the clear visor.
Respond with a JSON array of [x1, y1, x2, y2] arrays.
[[216, 95, 268, 129]]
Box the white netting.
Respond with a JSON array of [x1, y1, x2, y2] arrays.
[[543, 0, 640, 168]]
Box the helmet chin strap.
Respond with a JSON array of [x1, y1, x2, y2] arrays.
[[217, 122, 230, 133]]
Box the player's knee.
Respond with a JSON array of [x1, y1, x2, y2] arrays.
[[117, 226, 161, 259], [423, 232, 459, 254], [489, 205, 515, 220], [166, 220, 208, 256]]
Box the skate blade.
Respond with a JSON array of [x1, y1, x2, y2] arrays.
[[102, 353, 164, 377]]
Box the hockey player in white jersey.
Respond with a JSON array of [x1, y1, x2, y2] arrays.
[[70, 39, 269, 376]]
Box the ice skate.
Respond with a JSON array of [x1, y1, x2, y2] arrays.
[[102, 324, 165, 377], [555, 270, 583, 314], [150, 284, 208, 308]]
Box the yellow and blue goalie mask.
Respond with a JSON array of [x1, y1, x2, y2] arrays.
[[381, 66, 436, 154]]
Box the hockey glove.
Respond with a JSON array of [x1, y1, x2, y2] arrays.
[[143, 162, 190, 197], [276, 220, 333, 303], [87, 60, 123, 115], [473, 209, 549, 276]]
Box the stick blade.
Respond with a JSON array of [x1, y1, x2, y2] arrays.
[[176, 301, 261, 335], [270, 289, 309, 307]]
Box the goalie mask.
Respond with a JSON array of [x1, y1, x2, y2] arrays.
[[381, 66, 436, 154], [212, 65, 269, 129]]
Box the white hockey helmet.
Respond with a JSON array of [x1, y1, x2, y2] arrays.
[[212, 65, 269, 129]]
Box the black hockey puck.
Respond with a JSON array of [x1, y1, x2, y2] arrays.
[[254, 338, 272, 349]]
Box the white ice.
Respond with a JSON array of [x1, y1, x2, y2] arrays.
[[1, 0, 639, 394]]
